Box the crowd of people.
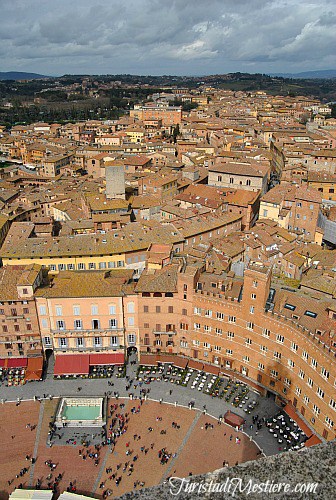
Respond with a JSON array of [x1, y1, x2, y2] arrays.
[[4, 357, 263, 498]]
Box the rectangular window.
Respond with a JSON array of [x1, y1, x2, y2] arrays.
[[284, 377, 291, 387], [59, 338, 67, 348], [228, 316, 236, 324], [325, 417, 334, 429], [215, 328, 222, 335], [78, 263, 86, 270], [299, 369, 305, 379], [44, 336, 52, 346], [307, 378, 314, 388], [321, 367, 330, 380], [39, 305, 47, 315], [91, 305, 99, 315], [93, 336, 102, 347], [276, 334, 284, 344], [194, 323, 201, 330], [291, 342, 298, 352], [302, 351, 308, 361], [56, 320, 65, 330], [258, 363, 265, 371], [311, 358, 317, 370], [216, 312, 224, 320], [245, 338, 252, 345], [110, 336, 118, 346], [246, 322, 254, 331], [77, 337, 84, 348], [128, 334, 136, 344], [99, 262, 107, 269], [288, 359, 295, 369], [295, 386, 301, 396], [156, 306, 161, 313], [74, 319, 82, 330], [73, 306, 80, 316], [92, 319, 100, 330], [55, 306, 63, 316], [205, 309, 212, 317], [274, 351, 281, 360], [41, 318, 48, 328], [127, 302, 135, 313], [260, 345, 267, 354], [109, 318, 117, 329], [108, 305, 116, 315], [128, 317, 134, 327], [194, 307, 201, 315], [227, 331, 234, 339], [262, 328, 270, 338], [317, 387, 324, 399], [313, 404, 320, 415]]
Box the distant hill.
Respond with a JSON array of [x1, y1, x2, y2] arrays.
[[269, 70, 336, 79], [0, 71, 50, 80]]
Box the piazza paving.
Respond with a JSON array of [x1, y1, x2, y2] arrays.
[[0, 398, 261, 499]]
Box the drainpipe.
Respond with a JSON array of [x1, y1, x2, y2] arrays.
[[121, 294, 127, 366]]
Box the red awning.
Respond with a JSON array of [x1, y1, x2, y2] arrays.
[[157, 354, 176, 364], [5, 358, 28, 369], [172, 356, 188, 369], [187, 359, 204, 371], [139, 354, 158, 366], [203, 363, 220, 375], [25, 356, 43, 381], [0, 359, 5, 367], [305, 435, 322, 448], [54, 354, 90, 376], [89, 353, 124, 366], [284, 403, 312, 437]]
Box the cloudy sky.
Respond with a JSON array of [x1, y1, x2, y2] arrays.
[[1, 0, 335, 76]]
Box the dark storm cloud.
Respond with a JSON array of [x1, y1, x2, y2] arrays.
[[0, 0, 335, 75]]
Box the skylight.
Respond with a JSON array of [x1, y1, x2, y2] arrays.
[[284, 303, 296, 311], [304, 310, 317, 318]]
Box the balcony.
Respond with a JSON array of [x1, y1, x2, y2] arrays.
[[152, 330, 177, 335], [53, 345, 123, 352], [51, 327, 124, 334]]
